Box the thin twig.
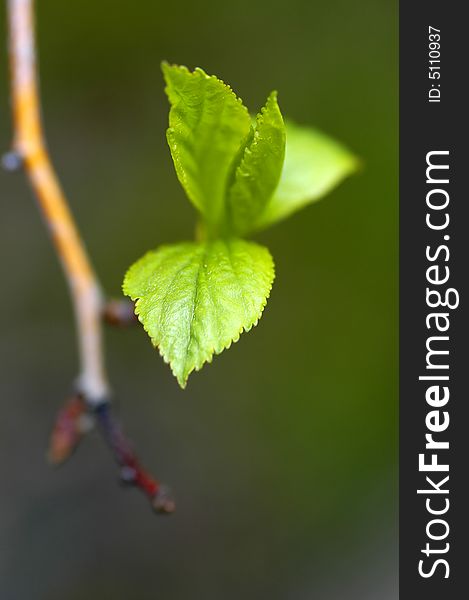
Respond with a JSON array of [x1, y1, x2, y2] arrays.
[[6, 0, 108, 403], [94, 403, 175, 513], [48, 396, 175, 514], [5, 0, 173, 513]]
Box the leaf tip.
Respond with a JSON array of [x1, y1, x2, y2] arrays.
[[267, 89, 279, 102], [160, 59, 175, 81]]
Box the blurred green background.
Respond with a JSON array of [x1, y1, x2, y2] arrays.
[[0, 0, 397, 598]]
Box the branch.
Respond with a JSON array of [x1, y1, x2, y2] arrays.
[[48, 395, 175, 514], [5, 0, 173, 513], [94, 402, 175, 513], [7, 0, 107, 402]]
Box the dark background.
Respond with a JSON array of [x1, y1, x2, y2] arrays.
[[0, 0, 397, 598]]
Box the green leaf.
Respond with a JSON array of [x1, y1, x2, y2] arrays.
[[227, 92, 286, 236], [162, 63, 251, 231], [255, 120, 358, 229], [123, 238, 275, 388]]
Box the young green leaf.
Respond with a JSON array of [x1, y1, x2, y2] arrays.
[[226, 91, 286, 236], [162, 63, 251, 231], [254, 120, 358, 230], [123, 65, 356, 388], [123, 239, 274, 388]]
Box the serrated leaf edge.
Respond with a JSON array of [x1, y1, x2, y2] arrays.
[[162, 62, 251, 222], [226, 91, 285, 234], [123, 241, 276, 389], [162, 62, 250, 122], [229, 91, 280, 186]]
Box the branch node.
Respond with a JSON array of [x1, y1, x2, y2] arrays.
[[102, 298, 138, 327], [120, 465, 137, 484], [2, 150, 23, 171], [152, 485, 176, 515], [47, 394, 174, 513]]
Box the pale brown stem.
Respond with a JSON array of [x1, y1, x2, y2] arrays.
[[6, 0, 109, 403], [5, 0, 173, 513]]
